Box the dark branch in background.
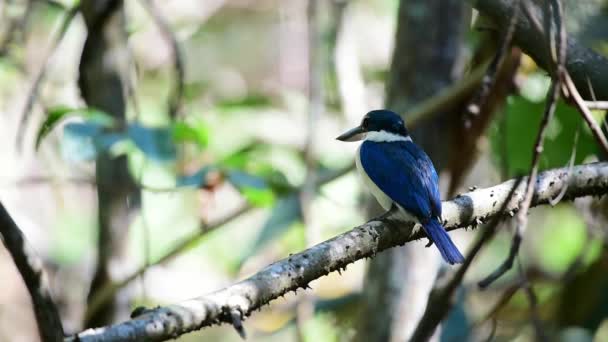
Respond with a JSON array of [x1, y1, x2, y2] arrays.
[[509, 0, 608, 156], [469, 0, 608, 100], [15, 5, 79, 151], [464, 0, 519, 119], [478, 0, 566, 289], [479, 80, 560, 288], [404, 62, 489, 129], [410, 178, 523, 342], [518, 4, 567, 339], [139, 0, 184, 120], [446, 2, 522, 197], [0, 202, 64, 342], [79, 0, 140, 328], [70, 162, 608, 342]]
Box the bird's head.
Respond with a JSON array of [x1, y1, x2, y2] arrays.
[[336, 109, 409, 142]]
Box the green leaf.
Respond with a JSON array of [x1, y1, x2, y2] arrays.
[[216, 94, 273, 111], [61, 122, 125, 162], [172, 121, 210, 148], [240, 187, 276, 207], [227, 170, 276, 207], [219, 144, 294, 195], [537, 205, 601, 274], [127, 123, 177, 162], [490, 95, 599, 177], [36, 106, 114, 150], [220, 143, 260, 169]]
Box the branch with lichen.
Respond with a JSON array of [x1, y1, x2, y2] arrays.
[[68, 162, 608, 342]]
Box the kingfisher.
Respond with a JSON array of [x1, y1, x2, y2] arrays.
[[337, 109, 464, 264]]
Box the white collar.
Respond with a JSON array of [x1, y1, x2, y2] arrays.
[[365, 130, 412, 142]]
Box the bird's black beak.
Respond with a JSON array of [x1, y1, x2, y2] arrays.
[[336, 125, 366, 142]]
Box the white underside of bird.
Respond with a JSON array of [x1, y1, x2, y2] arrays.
[[355, 130, 422, 232]]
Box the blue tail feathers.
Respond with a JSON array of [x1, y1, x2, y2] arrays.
[[423, 219, 464, 264]]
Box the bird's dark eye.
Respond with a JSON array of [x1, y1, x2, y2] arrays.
[[362, 118, 369, 128]]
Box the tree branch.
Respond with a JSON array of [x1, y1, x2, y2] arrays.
[[138, 0, 184, 120], [0, 202, 64, 342], [469, 0, 608, 100], [15, 5, 79, 151], [70, 162, 608, 342]]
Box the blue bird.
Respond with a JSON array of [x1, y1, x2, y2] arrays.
[[337, 109, 464, 264]]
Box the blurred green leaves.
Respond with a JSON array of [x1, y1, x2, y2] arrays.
[[535, 205, 601, 274], [128, 123, 176, 162], [36, 106, 114, 149], [490, 94, 600, 177], [37, 106, 211, 162], [215, 93, 273, 112], [227, 170, 276, 207], [61, 122, 124, 162], [172, 120, 210, 148]]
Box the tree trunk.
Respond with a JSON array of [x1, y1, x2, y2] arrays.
[[78, 0, 139, 328], [356, 1, 466, 341]]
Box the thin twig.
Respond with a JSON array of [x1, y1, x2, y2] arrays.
[[517, 257, 548, 341], [15, 5, 79, 151], [519, 0, 543, 37], [466, 0, 520, 118], [584, 102, 608, 112], [139, 0, 184, 120], [564, 73, 608, 155], [137, 162, 151, 304], [410, 177, 523, 341], [583, 77, 608, 136], [70, 162, 608, 342], [479, 0, 567, 288], [0, 202, 64, 342], [405, 61, 490, 127], [479, 80, 560, 288], [480, 280, 524, 324], [549, 127, 579, 206]]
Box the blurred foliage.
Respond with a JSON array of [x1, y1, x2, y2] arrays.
[[2, 0, 608, 341], [237, 194, 302, 266], [489, 73, 600, 177], [35, 106, 114, 149]]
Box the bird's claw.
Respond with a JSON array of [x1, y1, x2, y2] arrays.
[[425, 239, 434, 247]]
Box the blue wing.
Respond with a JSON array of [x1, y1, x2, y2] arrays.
[[360, 140, 464, 264], [359, 140, 441, 221]]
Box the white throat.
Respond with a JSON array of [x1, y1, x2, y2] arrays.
[[365, 130, 412, 142]]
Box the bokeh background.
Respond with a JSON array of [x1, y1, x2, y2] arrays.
[[1, 0, 608, 341]]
